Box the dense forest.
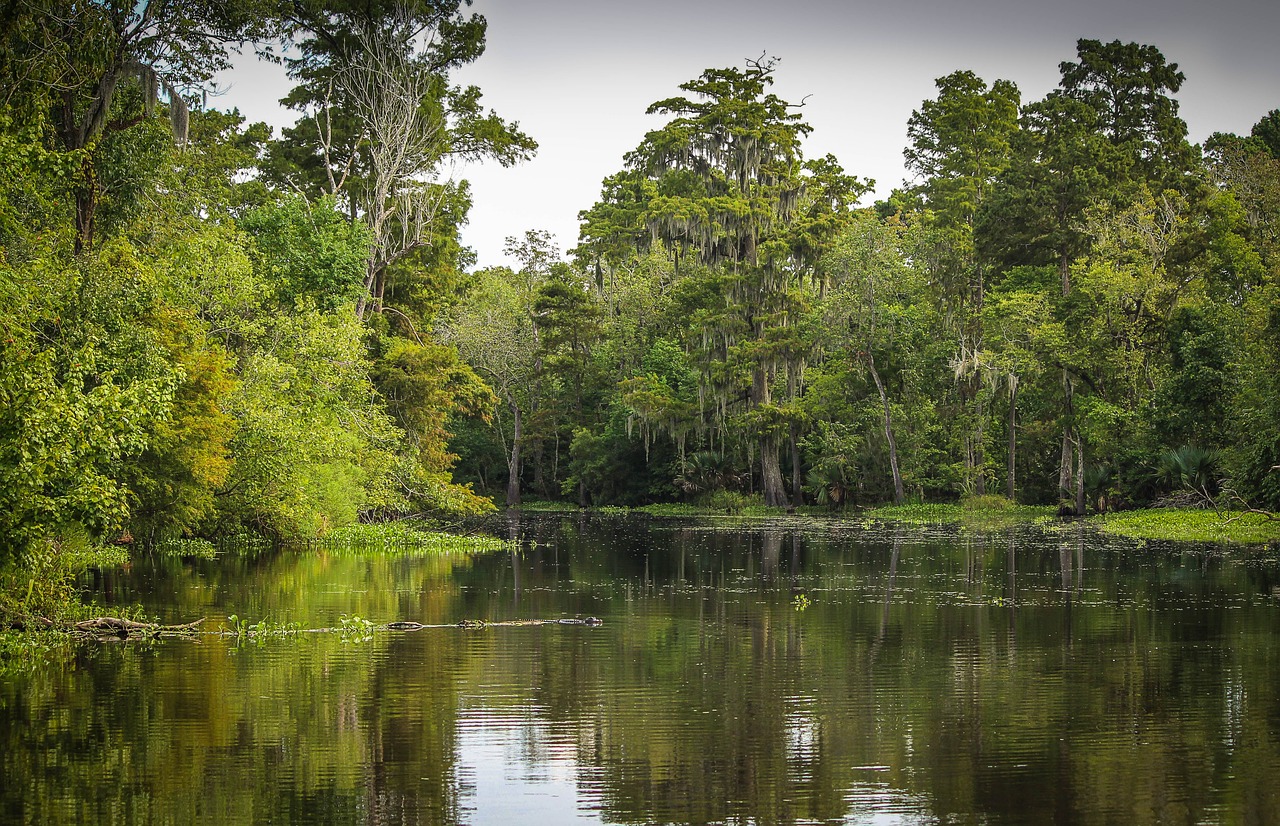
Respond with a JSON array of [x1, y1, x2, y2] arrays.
[[2, 0, 1279, 568]]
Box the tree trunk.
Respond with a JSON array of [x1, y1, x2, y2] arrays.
[[1058, 250, 1077, 513], [506, 401, 522, 507], [1059, 371, 1074, 510], [974, 398, 987, 496], [760, 439, 788, 508], [789, 422, 803, 511], [1007, 375, 1018, 500], [750, 361, 787, 508], [1074, 431, 1086, 516], [868, 353, 905, 505], [74, 167, 97, 255]]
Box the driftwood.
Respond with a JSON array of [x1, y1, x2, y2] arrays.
[[6, 615, 599, 639], [72, 617, 205, 637], [387, 618, 603, 631]]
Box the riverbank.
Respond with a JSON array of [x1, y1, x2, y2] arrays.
[[0, 521, 513, 633], [517, 497, 1280, 545]]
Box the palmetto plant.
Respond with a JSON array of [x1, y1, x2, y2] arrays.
[[674, 452, 744, 498], [805, 459, 857, 507], [1156, 444, 1220, 506]]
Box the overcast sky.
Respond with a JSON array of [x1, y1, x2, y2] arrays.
[[220, 0, 1280, 269]]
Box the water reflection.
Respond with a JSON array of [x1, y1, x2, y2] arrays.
[[2, 514, 1280, 824]]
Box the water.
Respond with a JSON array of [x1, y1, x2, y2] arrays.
[[3, 513, 1280, 825]]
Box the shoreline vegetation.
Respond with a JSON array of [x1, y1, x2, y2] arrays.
[[2, 500, 1275, 674], [518, 496, 1280, 545], [0, 521, 512, 634]]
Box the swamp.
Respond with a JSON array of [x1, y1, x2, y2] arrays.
[[4, 511, 1280, 824]]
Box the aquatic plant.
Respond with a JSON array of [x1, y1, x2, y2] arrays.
[[1093, 509, 1280, 545], [867, 499, 1055, 528], [152, 538, 218, 559], [298, 522, 512, 554], [338, 614, 376, 643]]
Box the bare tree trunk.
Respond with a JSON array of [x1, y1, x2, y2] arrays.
[[1059, 371, 1074, 510], [868, 353, 905, 505], [1007, 375, 1018, 500], [1074, 431, 1086, 516], [73, 159, 99, 255], [974, 397, 987, 496], [506, 401, 522, 507]]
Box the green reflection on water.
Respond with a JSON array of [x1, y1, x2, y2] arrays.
[[3, 515, 1280, 825]]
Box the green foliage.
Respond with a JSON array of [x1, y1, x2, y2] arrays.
[[0, 530, 129, 626], [238, 196, 372, 309], [1093, 509, 1280, 545], [703, 490, 755, 515], [218, 310, 402, 537], [5, 20, 1280, 570], [1155, 444, 1221, 501], [0, 240, 179, 556], [868, 500, 1056, 528], [801, 423, 860, 507], [371, 335, 496, 515], [305, 523, 510, 554]]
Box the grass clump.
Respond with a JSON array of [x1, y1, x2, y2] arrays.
[[866, 503, 965, 524], [1092, 509, 1280, 545], [634, 503, 700, 517]]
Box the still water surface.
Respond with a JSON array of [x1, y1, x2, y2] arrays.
[[4, 513, 1280, 825]]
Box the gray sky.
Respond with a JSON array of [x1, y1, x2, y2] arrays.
[[220, 0, 1280, 269]]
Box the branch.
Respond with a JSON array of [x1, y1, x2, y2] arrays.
[[379, 305, 424, 346]]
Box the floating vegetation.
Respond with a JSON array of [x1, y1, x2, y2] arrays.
[[337, 614, 376, 643], [1092, 509, 1280, 545], [866, 500, 1056, 529], [634, 503, 701, 516], [294, 522, 513, 554], [151, 538, 219, 559], [516, 500, 580, 513], [212, 533, 273, 556], [224, 615, 301, 639]]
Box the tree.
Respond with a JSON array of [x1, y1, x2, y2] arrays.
[[905, 70, 1020, 494], [442, 232, 558, 506], [268, 0, 535, 320], [979, 39, 1197, 511], [1058, 39, 1195, 191], [622, 57, 815, 507], [4, 0, 270, 252], [822, 213, 929, 503], [982, 282, 1061, 500]]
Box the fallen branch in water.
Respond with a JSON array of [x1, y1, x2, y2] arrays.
[[389, 617, 603, 630], [73, 617, 205, 637], [5, 615, 600, 639], [1219, 488, 1280, 523]]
